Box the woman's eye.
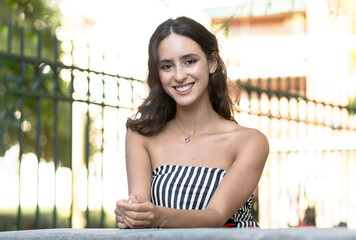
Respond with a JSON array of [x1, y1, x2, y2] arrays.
[[161, 64, 172, 70], [184, 59, 197, 65]]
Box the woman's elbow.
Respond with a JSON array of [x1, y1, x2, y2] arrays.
[[204, 208, 228, 227]]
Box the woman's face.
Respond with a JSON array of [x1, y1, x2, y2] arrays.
[[157, 33, 217, 107]]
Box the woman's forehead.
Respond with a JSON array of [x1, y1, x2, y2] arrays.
[[158, 33, 204, 60]]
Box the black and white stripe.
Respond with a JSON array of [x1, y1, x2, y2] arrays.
[[151, 165, 225, 210], [151, 165, 259, 228]]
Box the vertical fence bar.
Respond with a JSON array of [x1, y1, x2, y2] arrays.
[[100, 56, 105, 227], [0, 24, 10, 156], [100, 103, 105, 228], [69, 40, 76, 228], [85, 101, 90, 228], [52, 36, 59, 228], [85, 44, 91, 227], [35, 30, 42, 229], [68, 66, 74, 229], [16, 26, 25, 231]]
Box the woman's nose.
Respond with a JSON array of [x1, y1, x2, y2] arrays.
[[174, 66, 187, 82]]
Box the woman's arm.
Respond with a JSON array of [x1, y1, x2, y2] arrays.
[[117, 196, 225, 228], [204, 128, 269, 224], [116, 128, 269, 228], [125, 128, 152, 201], [115, 128, 152, 228]]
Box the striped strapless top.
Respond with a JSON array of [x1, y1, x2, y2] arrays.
[[151, 164, 259, 228]]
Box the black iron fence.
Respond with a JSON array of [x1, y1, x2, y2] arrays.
[[1, 22, 355, 230], [0, 22, 143, 230]]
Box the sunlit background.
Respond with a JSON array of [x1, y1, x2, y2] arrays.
[[0, 0, 356, 230]]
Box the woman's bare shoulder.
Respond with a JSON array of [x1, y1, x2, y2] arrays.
[[126, 124, 171, 148], [226, 124, 269, 150], [125, 127, 150, 148], [216, 119, 263, 135], [233, 125, 269, 160], [235, 124, 267, 138]]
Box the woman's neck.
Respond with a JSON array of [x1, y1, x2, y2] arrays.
[[175, 103, 214, 135]]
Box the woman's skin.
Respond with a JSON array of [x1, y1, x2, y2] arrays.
[[115, 33, 269, 229]]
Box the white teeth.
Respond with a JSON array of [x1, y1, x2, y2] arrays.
[[175, 84, 193, 92]]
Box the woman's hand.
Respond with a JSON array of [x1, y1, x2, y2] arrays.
[[115, 199, 130, 229], [115, 195, 160, 229]]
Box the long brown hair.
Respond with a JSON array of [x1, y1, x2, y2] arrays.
[[127, 16, 237, 135]]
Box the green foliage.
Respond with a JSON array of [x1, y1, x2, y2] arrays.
[[212, 20, 230, 38], [0, 0, 61, 59], [0, 0, 72, 167], [0, 0, 61, 33], [347, 97, 356, 116]]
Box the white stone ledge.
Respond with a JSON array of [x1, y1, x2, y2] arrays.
[[0, 227, 356, 240]]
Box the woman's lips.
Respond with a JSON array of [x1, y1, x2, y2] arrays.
[[174, 83, 194, 93]]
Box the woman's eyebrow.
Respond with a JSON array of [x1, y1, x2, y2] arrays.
[[159, 53, 199, 64], [180, 53, 198, 60], [159, 59, 172, 64]]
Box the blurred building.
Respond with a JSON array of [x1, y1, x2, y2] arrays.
[[204, 0, 356, 228]]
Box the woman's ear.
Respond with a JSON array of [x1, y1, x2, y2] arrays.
[[209, 52, 218, 74]]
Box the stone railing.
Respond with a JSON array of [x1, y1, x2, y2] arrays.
[[1, 227, 356, 240]]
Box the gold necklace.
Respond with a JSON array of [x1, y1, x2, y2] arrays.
[[175, 109, 212, 143]]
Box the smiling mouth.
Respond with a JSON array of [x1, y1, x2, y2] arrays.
[[174, 83, 194, 92]]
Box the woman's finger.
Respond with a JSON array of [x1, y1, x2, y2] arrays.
[[116, 199, 128, 207], [122, 208, 154, 221], [118, 221, 129, 229], [123, 214, 151, 229], [116, 211, 125, 222], [114, 206, 121, 216], [118, 201, 153, 212]]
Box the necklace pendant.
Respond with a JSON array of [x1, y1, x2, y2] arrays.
[[185, 136, 191, 143]]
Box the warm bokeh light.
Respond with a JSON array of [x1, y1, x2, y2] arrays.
[[0, 0, 356, 230]]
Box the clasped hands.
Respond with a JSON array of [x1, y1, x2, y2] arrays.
[[115, 195, 159, 229]]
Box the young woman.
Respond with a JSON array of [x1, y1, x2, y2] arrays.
[[115, 16, 269, 228]]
